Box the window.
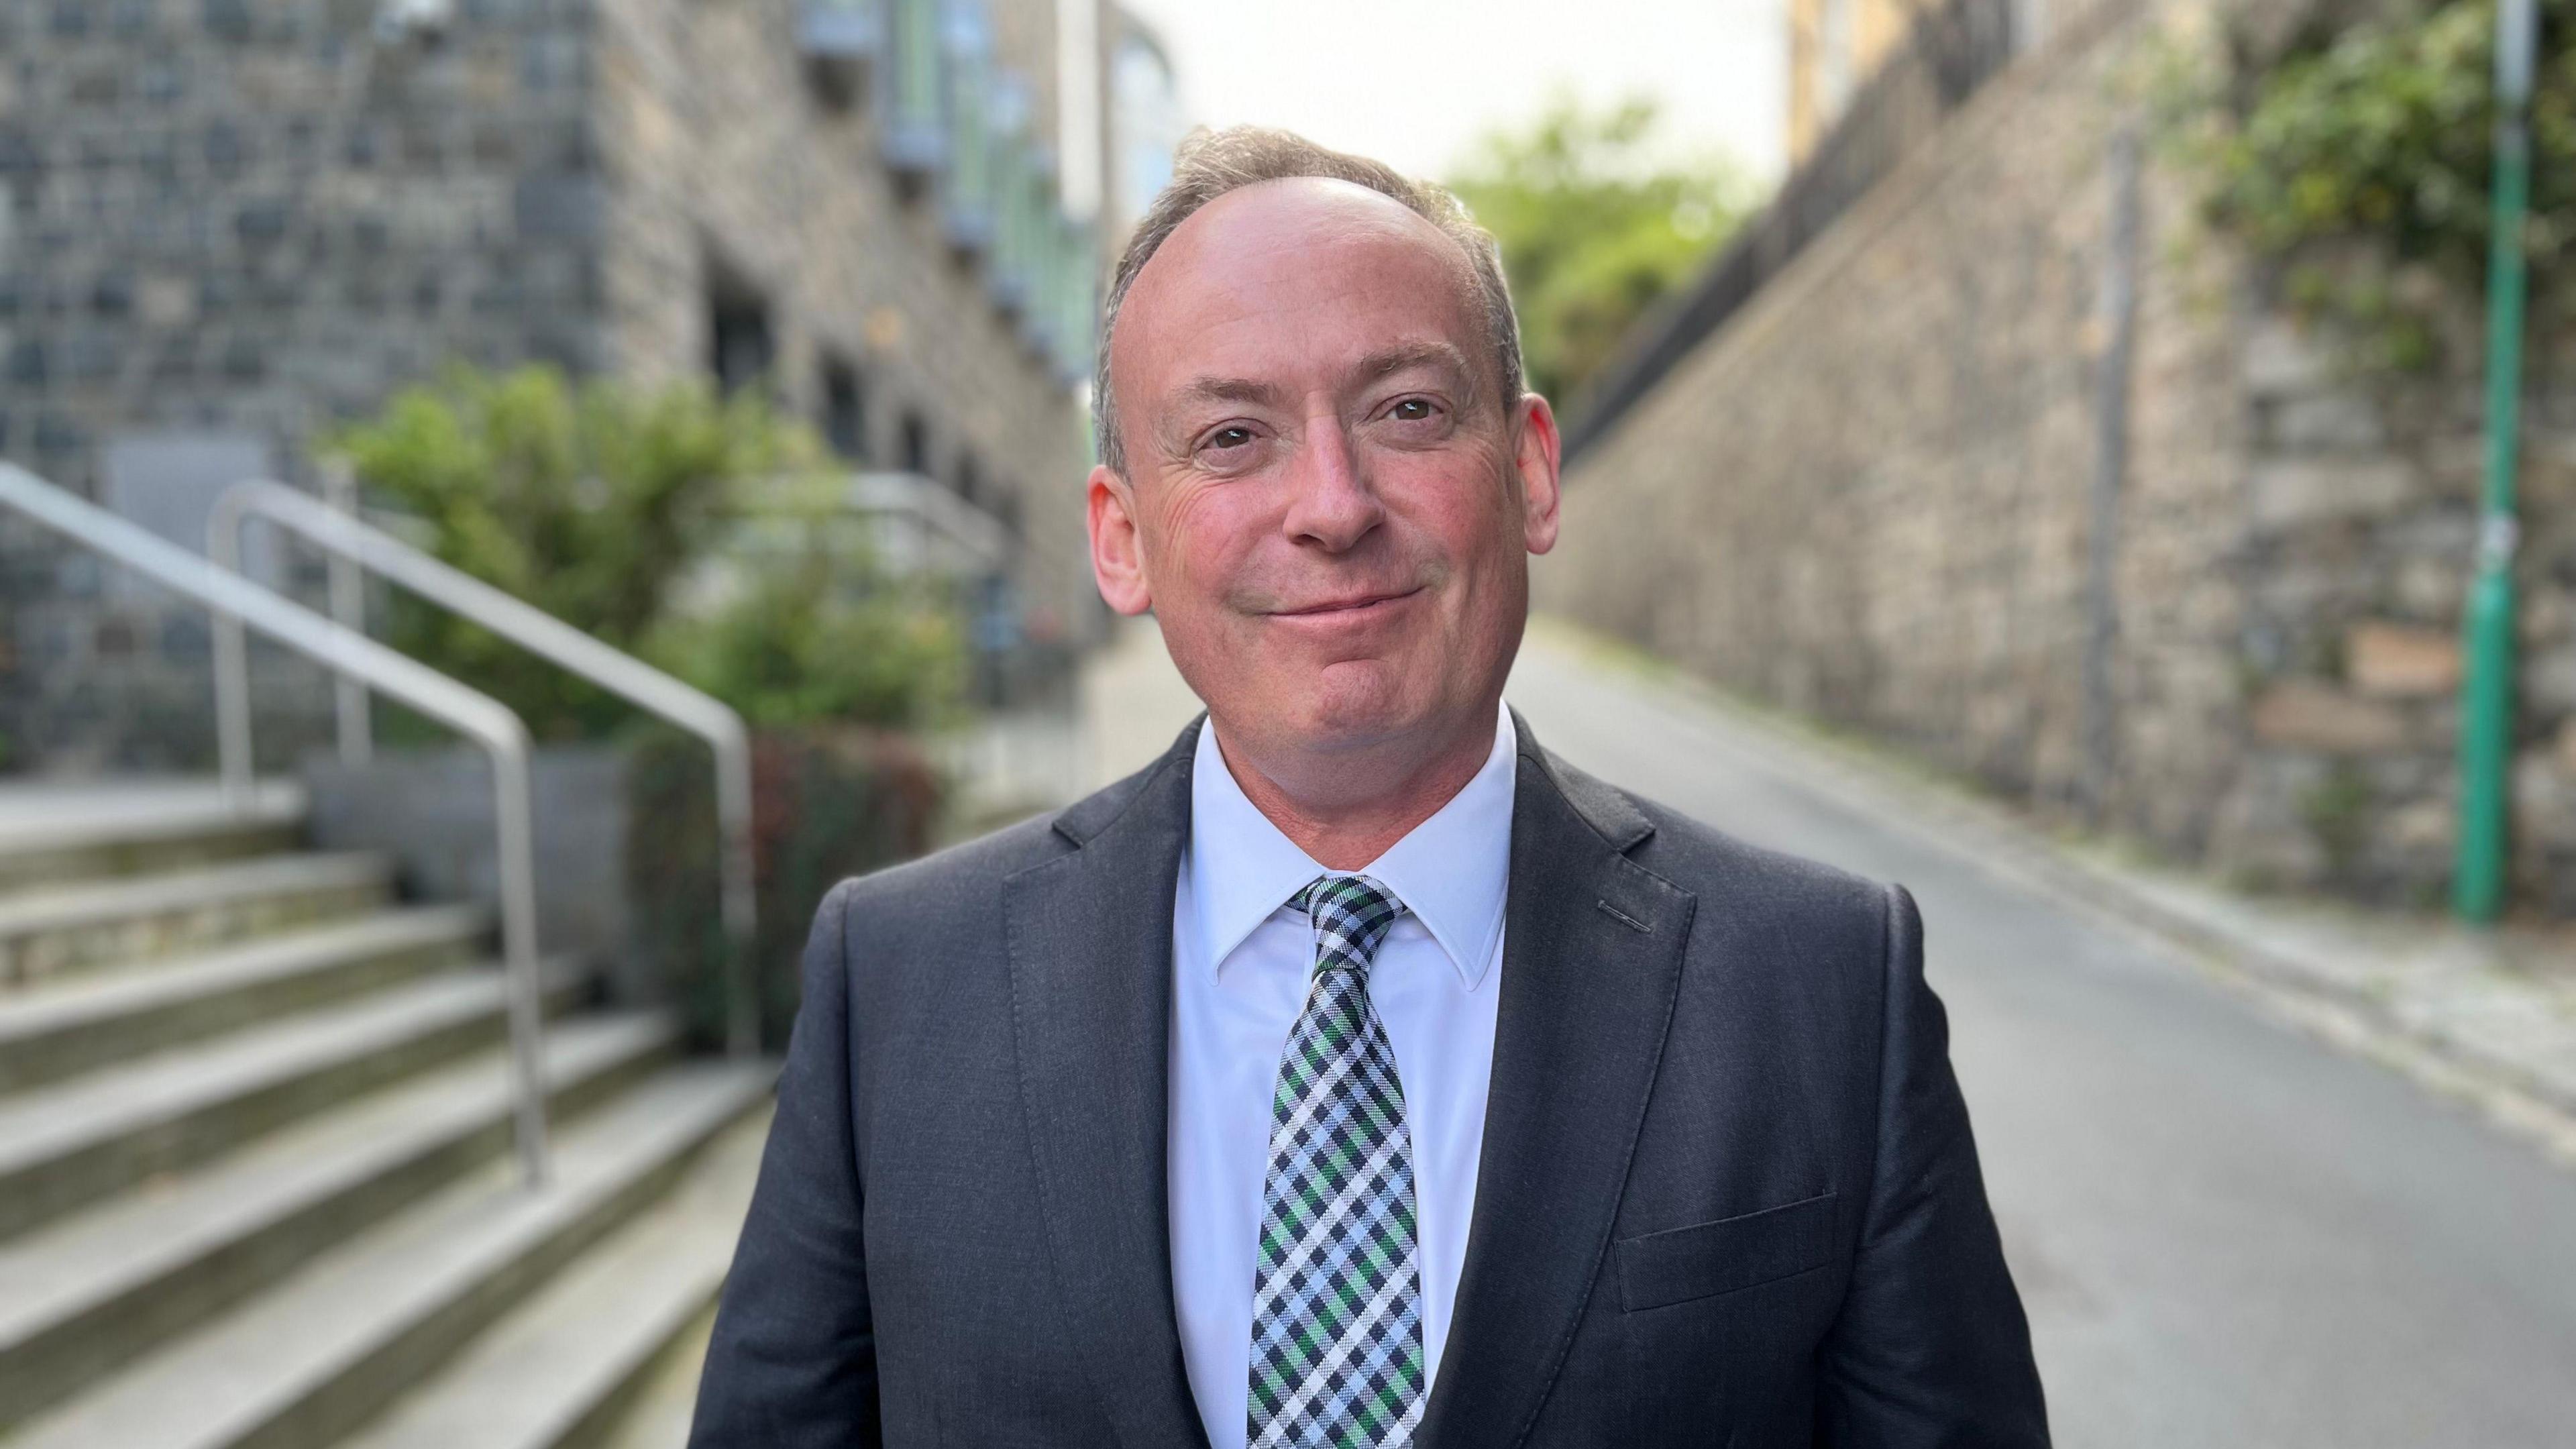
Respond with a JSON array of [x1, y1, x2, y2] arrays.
[[882, 0, 945, 174], [707, 262, 774, 396], [821, 353, 867, 463], [938, 0, 996, 250], [900, 409, 931, 476], [798, 0, 881, 111]]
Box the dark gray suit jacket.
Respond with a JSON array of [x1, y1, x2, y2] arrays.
[[690, 712, 2048, 1447]]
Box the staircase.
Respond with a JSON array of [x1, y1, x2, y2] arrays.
[[0, 780, 767, 1449]]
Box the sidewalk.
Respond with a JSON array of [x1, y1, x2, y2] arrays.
[[1073, 616, 2576, 1167]]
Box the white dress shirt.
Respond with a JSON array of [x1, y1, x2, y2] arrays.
[[1167, 703, 1517, 1449]]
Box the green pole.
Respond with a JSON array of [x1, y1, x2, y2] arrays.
[[2455, 0, 2539, 922]]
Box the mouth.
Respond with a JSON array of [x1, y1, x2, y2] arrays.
[[1269, 586, 1424, 619]]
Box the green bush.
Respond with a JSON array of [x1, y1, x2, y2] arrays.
[[327, 364, 967, 740], [2158, 0, 2575, 368], [647, 538, 968, 733]]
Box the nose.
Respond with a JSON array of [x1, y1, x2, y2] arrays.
[[1279, 413, 1382, 553]]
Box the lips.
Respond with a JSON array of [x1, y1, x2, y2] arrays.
[[1271, 587, 1421, 617]]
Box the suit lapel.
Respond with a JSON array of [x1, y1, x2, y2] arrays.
[[1416, 714, 1698, 1448], [1004, 720, 1213, 1449]]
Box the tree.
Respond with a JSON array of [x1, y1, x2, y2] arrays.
[[1448, 96, 1754, 406]]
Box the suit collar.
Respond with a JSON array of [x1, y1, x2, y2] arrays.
[[1417, 708, 1696, 1447], [1010, 718, 1212, 1448], [1509, 704, 1656, 851], [1049, 714, 1201, 848]]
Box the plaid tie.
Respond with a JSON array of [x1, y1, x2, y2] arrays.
[[1246, 874, 1426, 1449]]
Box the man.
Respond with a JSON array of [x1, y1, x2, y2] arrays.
[[690, 127, 2047, 1448]]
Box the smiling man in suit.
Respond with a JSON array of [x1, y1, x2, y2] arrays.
[[689, 126, 2049, 1448]]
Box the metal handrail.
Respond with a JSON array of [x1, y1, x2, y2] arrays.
[[0, 462, 554, 1188], [208, 477, 761, 1057]]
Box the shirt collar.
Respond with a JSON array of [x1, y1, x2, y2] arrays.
[[1187, 702, 1517, 990]]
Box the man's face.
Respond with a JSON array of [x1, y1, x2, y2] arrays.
[[1089, 178, 1561, 769]]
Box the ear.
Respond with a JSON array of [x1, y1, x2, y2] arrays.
[[1087, 464, 1154, 615], [1510, 392, 1563, 556]]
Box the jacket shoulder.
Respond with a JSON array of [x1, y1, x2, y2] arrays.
[[1542, 747, 1896, 952]]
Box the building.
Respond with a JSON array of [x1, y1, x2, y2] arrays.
[[0, 0, 1168, 771]]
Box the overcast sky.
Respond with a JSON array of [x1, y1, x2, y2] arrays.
[[1113, 0, 1790, 184]]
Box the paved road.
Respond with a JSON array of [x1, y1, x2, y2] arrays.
[[1500, 641, 2576, 1448]]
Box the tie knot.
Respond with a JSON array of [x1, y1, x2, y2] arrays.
[[1290, 873, 1407, 981]]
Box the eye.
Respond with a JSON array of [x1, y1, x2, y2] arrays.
[[1384, 396, 1444, 425], [1191, 422, 1263, 468]]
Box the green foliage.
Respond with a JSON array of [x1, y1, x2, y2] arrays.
[[1447, 97, 1753, 405], [649, 545, 967, 731], [2157, 0, 2576, 368], [327, 366, 966, 740]]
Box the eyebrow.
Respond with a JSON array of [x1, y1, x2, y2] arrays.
[[1351, 340, 1474, 390], [1169, 376, 1291, 411]]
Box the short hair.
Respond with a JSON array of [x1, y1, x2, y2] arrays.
[[1091, 125, 1525, 476]]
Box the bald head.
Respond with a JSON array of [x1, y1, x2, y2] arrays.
[[1091, 125, 1524, 476]]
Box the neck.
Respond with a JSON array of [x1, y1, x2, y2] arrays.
[[1210, 706, 1501, 870]]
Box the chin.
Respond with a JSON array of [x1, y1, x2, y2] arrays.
[[1294, 665, 1427, 751]]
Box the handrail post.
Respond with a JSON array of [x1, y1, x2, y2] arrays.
[[207, 499, 255, 812], [714, 724, 760, 1057], [322, 459, 374, 768], [213, 598, 257, 812], [490, 734, 551, 1185]]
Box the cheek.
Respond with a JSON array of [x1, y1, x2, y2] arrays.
[[1394, 455, 1522, 584], [1141, 482, 1265, 612]]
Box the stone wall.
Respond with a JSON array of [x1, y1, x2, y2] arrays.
[[1536, 0, 2576, 915], [0, 0, 605, 482], [0, 0, 602, 772]]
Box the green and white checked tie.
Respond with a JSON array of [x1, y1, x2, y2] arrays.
[[1246, 874, 1426, 1449]]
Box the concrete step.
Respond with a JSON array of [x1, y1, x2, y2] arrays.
[[0, 1010, 685, 1423], [343, 1106, 772, 1449], [0, 852, 396, 988], [6, 1061, 776, 1449], [0, 963, 584, 1243], [594, 1307, 715, 1449], [0, 904, 493, 1095], [0, 1013, 684, 1432], [0, 780, 305, 898]]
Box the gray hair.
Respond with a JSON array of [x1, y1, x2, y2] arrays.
[[1091, 125, 1525, 476]]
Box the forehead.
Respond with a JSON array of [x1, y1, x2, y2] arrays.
[[1113, 178, 1485, 405]]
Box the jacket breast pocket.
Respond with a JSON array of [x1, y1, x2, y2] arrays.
[[1614, 1190, 1840, 1312]]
